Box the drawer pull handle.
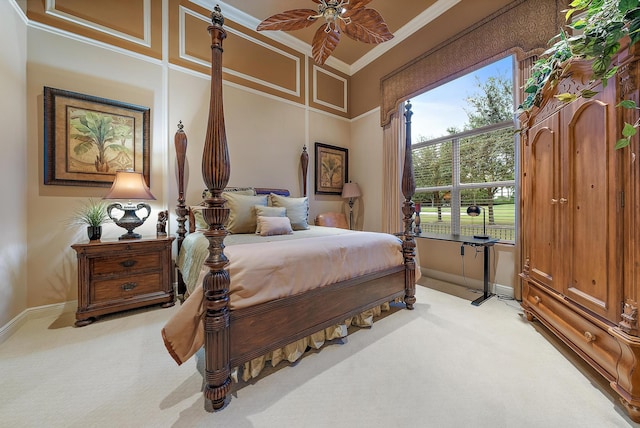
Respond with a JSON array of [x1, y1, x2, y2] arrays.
[[122, 282, 137, 291], [560, 198, 568, 204], [551, 199, 558, 205], [533, 296, 541, 304], [584, 331, 596, 343], [120, 260, 137, 268]]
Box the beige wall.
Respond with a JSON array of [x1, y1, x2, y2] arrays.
[[417, 239, 516, 293], [350, 109, 384, 232], [0, 1, 28, 326], [26, 28, 167, 309], [166, 70, 349, 229], [307, 110, 352, 222]]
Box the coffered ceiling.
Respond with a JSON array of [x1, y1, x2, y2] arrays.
[[195, 0, 517, 73]]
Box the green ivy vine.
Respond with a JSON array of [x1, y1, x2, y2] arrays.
[[519, 0, 640, 149]]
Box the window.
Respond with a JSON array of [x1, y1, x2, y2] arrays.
[[411, 56, 516, 242]]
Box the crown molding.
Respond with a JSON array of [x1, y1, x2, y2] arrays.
[[350, 0, 461, 74], [189, 0, 461, 76]]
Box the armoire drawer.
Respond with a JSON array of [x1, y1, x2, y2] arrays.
[[523, 281, 620, 379]]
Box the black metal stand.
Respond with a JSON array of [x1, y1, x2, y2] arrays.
[[418, 232, 498, 306], [471, 244, 494, 306]]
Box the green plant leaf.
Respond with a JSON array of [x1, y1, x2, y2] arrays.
[[571, 20, 587, 30], [617, 99, 637, 109], [603, 65, 619, 80], [580, 89, 598, 98], [620, 0, 638, 13], [554, 93, 578, 103], [622, 122, 637, 137], [615, 138, 631, 149]]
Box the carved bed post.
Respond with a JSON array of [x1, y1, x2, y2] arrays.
[[201, 5, 231, 411], [174, 121, 188, 298], [402, 101, 417, 310], [301, 145, 309, 197]]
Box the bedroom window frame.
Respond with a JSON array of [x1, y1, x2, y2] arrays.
[[411, 57, 517, 243]]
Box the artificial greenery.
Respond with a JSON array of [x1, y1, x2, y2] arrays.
[[70, 198, 111, 227], [519, 0, 640, 148]]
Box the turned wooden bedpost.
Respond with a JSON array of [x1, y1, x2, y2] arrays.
[[174, 121, 188, 299], [301, 145, 309, 197], [402, 101, 417, 310], [201, 5, 231, 411]]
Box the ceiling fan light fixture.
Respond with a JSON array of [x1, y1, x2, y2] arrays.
[[257, 0, 393, 65]]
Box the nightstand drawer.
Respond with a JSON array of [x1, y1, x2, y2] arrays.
[[93, 272, 163, 301], [92, 253, 162, 276]]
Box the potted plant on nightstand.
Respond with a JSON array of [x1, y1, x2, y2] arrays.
[[70, 198, 112, 241]]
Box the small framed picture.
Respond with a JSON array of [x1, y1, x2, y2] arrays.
[[315, 142, 348, 195]]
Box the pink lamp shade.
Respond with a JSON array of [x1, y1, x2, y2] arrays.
[[341, 182, 361, 199], [341, 182, 361, 230], [104, 170, 155, 202]]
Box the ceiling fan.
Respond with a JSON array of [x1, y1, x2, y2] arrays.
[[257, 0, 394, 65]]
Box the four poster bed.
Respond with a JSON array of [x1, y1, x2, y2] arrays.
[[162, 6, 418, 411]]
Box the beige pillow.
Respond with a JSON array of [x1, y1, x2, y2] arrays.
[[222, 193, 268, 233], [269, 193, 309, 230], [190, 206, 208, 231], [256, 216, 293, 236], [254, 205, 286, 233], [202, 187, 256, 199]]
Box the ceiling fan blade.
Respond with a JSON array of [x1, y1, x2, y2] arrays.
[[339, 8, 393, 44], [312, 23, 341, 65], [343, 0, 373, 16], [257, 9, 318, 32]]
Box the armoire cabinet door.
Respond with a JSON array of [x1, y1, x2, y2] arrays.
[[525, 112, 560, 292], [560, 83, 622, 323]]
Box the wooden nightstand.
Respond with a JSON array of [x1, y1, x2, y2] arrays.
[[72, 236, 175, 327]]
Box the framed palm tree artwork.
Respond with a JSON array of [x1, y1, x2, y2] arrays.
[[314, 142, 348, 195], [44, 87, 150, 187]]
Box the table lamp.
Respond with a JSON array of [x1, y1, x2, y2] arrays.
[[467, 204, 489, 239], [104, 170, 155, 240], [341, 182, 361, 230]]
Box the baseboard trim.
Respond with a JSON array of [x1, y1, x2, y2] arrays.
[[420, 268, 514, 299], [0, 300, 77, 345]]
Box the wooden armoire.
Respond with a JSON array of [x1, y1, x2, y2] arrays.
[[520, 41, 640, 422]]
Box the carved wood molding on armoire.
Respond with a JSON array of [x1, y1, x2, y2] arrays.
[[519, 40, 640, 422]]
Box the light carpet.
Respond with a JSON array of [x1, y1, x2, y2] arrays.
[[0, 284, 636, 427]]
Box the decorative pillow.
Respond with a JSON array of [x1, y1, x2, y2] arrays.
[[254, 206, 287, 233], [223, 193, 268, 233], [202, 187, 256, 199], [190, 206, 208, 231], [269, 193, 309, 230], [256, 216, 293, 236]]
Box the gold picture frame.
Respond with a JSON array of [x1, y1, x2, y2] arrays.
[[315, 142, 348, 195], [44, 87, 150, 187]]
